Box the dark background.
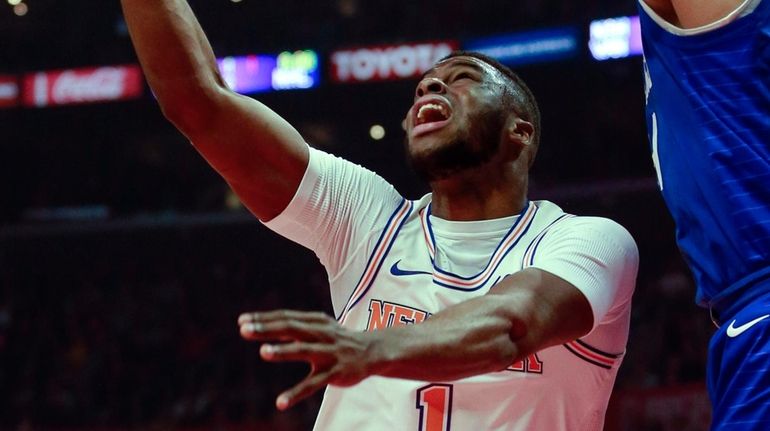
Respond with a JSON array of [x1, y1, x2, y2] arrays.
[[0, 1, 712, 429]]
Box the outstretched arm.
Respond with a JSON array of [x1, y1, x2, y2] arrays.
[[239, 217, 638, 410], [120, 0, 308, 221], [642, 0, 749, 28], [239, 268, 593, 410]]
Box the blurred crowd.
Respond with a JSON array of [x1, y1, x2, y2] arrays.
[[1, 225, 329, 430]]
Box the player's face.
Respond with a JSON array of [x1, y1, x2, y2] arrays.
[[404, 56, 510, 182]]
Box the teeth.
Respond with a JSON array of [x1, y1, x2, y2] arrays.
[[417, 103, 448, 121]]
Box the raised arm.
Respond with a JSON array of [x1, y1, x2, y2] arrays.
[[642, 0, 748, 28], [120, 0, 308, 221]]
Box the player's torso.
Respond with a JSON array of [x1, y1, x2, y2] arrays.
[[639, 1, 770, 309], [314, 199, 622, 431]]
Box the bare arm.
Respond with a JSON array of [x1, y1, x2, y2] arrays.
[[370, 269, 593, 380], [238, 268, 593, 410], [643, 0, 748, 28], [120, 0, 308, 221]]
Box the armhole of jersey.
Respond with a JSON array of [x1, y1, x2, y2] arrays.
[[639, 0, 760, 36]]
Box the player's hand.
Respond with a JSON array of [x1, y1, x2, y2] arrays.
[[238, 310, 375, 410]]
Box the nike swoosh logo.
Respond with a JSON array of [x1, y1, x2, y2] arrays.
[[726, 314, 770, 338], [389, 260, 432, 277]]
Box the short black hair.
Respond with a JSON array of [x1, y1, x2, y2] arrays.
[[439, 51, 542, 154]]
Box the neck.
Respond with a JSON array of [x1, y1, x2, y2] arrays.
[[429, 163, 528, 221]]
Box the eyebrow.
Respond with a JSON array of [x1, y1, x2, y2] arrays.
[[419, 59, 487, 81]]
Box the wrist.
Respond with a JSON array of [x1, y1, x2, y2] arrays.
[[364, 328, 398, 378]]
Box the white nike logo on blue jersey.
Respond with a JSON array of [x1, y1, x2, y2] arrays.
[[726, 315, 770, 338]]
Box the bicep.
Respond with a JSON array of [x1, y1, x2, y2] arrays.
[[488, 268, 594, 356], [187, 88, 309, 221], [489, 216, 638, 356]]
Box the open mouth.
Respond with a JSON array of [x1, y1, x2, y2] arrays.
[[416, 103, 450, 125], [412, 100, 452, 137]]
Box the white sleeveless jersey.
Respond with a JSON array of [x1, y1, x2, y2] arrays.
[[264, 148, 638, 431]]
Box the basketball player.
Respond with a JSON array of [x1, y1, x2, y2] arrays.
[[120, 1, 638, 429], [639, 0, 770, 428]]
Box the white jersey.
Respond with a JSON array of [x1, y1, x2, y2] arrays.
[[264, 147, 639, 431]]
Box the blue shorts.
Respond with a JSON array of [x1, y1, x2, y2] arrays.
[[707, 292, 770, 430]]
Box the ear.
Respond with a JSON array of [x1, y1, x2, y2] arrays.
[[507, 118, 534, 147]]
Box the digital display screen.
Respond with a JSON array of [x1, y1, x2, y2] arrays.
[[217, 55, 274, 94], [589, 16, 643, 61], [464, 28, 579, 67], [217, 50, 320, 94]]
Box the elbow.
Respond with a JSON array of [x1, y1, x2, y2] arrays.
[[156, 79, 229, 137], [483, 314, 530, 372], [501, 318, 528, 365], [158, 93, 218, 137], [490, 312, 535, 370]]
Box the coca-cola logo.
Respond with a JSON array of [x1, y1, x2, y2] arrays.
[[331, 42, 457, 83], [23, 65, 143, 107], [53, 68, 129, 103]]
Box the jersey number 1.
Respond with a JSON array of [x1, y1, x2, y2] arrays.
[[416, 384, 453, 431]]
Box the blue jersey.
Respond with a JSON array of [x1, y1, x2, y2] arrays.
[[639, 1, 770, 318]]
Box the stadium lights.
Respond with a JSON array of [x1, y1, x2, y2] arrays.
[[13, 2, 28, 16], [370, 125, 386, 141]]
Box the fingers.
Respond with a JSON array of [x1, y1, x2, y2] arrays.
[[238, 310, 332, 325], [239, 310, 336, 342], [240, 319, 335, 342], [237, 309, 345, 411], [276, 369, 333, 411], [260, 342, 333, 362]]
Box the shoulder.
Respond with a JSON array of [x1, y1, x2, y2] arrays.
[[535, 209, 639, 265], [533, 201, 637, 255], [559, 216, 636, 247], [562, 216, 638, 260]]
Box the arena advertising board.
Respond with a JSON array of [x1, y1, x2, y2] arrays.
[[216, 50, 320, 94], [329, 41, 459, 83], [589, 16, 643, 61], [0, 75, 19, 108], [464, 27, 580, 67], [22, 65, 143, 107]]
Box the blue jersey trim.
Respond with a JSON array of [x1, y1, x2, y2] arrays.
[[335, 198, 410, 321], [426, 202, 532, 280], [344, 202, 414, 315], [430, 217, 536, 292]]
